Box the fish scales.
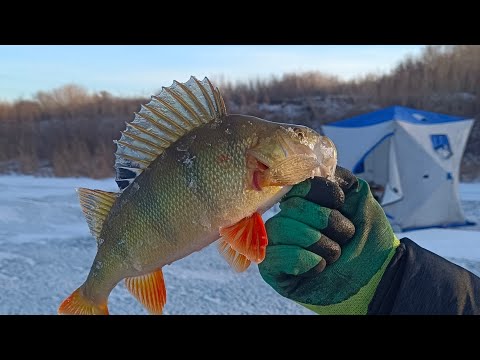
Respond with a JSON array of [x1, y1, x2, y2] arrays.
[[59, 76, 337, 315], [98, 120, 280, 276]]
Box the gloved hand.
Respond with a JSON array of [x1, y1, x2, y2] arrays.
[[259, 167, 400, 314]]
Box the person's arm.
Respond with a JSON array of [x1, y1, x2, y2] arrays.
[[259, 167, 480, 315], [369, 238, 480, 314]]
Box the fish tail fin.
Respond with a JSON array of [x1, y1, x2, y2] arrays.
[[58, 286, 109, 315]]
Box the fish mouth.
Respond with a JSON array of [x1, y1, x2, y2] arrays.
[[247, 132, 317, 191], [246, 131, 337, 191], [312, 135, 337, 179]]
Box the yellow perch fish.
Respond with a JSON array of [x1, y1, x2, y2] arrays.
[[58, 76, 337, 315]]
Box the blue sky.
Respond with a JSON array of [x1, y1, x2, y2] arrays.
[[0, 45, 425, 101]]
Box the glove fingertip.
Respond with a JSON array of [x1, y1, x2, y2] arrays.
[[307, 235, 342, 264], [299, 257, 327, 278], [335, 166, 359, 195], [306, 177, 345, 209], [324, 210, 355, 246]]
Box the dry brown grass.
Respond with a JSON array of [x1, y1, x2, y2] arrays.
[[219, 71, 341, 106], [0, 45, 478, 179], [0, 85, 145, 178]]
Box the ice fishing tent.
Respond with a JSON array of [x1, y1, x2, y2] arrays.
[[322, 106, 474, 231]]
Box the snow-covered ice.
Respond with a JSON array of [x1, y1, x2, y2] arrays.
[[0, 175, 478, 314]]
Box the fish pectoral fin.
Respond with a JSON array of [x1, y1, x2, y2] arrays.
[[58, 286, 109, 315], [217, 240, 251, 272], [260, 154, 320, 187], [125, 269, 167, 315], [219, 212, 268, 264]]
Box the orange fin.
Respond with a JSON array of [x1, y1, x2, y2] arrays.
[[217, 240, 251, 272], [58, 287, 109, 315], [219, 212, 268, 263], [125, 269, 167, 315]]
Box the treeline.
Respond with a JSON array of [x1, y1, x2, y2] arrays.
[[340, 45, 480, 115], [220, 45, 480, 116], [0, 85, 146, 177], [0, 45, 479, 179], [219, 72, 341, 106]]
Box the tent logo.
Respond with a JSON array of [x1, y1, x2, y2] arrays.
[[430, 134, 453, 159]]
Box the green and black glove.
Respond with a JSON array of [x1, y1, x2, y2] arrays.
[[259, 167, 400, 315]]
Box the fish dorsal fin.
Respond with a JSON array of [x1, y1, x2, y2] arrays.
[[114, 76, 227, 191], [77, 188, 118, 240]]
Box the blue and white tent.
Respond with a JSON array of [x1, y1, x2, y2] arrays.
[[322, 106, 475, 231]]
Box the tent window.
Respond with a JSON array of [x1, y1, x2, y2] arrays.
[[430, 134, 453, 159]]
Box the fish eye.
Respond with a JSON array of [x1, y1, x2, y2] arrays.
[[293, 127, 305, 140]]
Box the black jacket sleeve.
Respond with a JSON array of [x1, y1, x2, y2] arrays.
[[368, 238, 480, 314]]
